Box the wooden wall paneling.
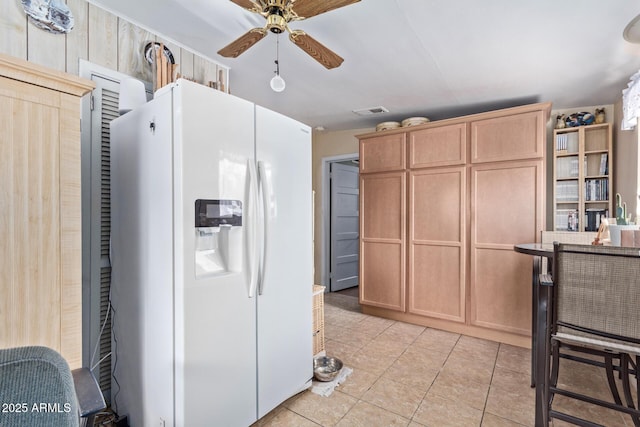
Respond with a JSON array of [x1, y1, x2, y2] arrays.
[[409, 123, 467, 168], [193, 55, 217, 87], [359, 133, 406, 173], [118, 19, 154, 81], [409, 167, 466, 322], [470, 159, 544, 335], [27, 21, 66, 72], [0, 1, 27, 58], [66, 0, 89, 75], [88, 3, 118, 71], [471, 110, 545, 163], [360, 171, 406, 311], [179, 49, 195, 80]]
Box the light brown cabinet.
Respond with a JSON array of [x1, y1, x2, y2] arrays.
[[359, 102, 550, 346], [0, 54, 94, 368]]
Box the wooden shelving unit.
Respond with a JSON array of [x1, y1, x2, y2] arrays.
[[553, 123, 612, 231]]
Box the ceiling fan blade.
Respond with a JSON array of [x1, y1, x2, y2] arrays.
[[289, 30, 344, 69], [218, 28, 268, 58], [291, 0, 360, 19], [229, 0, 262, 12]]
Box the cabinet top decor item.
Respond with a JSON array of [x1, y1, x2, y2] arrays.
[[22, 0, 74, 34], [565, 112, 595, 127]]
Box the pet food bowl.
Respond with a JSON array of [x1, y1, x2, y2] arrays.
[[313, 356, 343, 382]]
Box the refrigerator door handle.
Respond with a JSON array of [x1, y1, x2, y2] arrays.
[[247, 159, 260, 298], [257, 161, 270, 295]]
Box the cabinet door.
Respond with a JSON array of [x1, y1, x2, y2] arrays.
[[360, 133, 406, 173], [409, 123, 467, 168], [360, 172, 406, 311], [0, 77, 82, 367], [471, 111, 545, 163], [409, 167, 466, 322], [470, 160, 544, 335]]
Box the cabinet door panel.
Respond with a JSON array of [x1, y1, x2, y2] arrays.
[[470, 160, 543, 335], [471, 111, 544, 163], [361, 172, 405, 241], [360, 172, 405, 311], [360, 133, 406, 173], [409, 123, 466, 168], [409, 167, 465, 321], [360, 241, 404, 311]]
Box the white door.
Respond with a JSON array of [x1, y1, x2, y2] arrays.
[[330, 162, 360, 291], [255, 105, 313, 418], [176, 81, 258, 427]]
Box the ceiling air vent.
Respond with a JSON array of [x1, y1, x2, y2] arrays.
[[352, 106, 389, 116]]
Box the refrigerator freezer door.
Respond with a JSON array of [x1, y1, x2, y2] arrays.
[[255, 106, 314, 418], [174, 80, 258, 427]]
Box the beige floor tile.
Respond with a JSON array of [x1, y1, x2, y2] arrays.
[[427, 371, 490, 410], [481, 412, 527, 427], [361, 377, 425, 419], [255, 407, 321, 427], [485, 384, 535, 426], [360, 335, 410, 359], [413, 394, 483, 427], [490, 366, 533, 397], [412, 328, 460, 354], [377, 322, 425, 345], [441, 352, 495, 385], [324, 338, 360, 361], [335, 367, 379, 398], [382, 357, 439, 393], [329, 327, 378, 349], [335, 401, 410, 427], [344, 350, 397, 376], [400, 345, 449, 371], [449, 336, 499, 367], [285, 390, 357, 426], [495, 343, 531, 376]]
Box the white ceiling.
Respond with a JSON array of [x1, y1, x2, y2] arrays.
[[87, 0, 640, 131]]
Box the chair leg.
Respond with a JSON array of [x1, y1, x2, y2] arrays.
[[548, 339, 560, 418], [621, 353, 640, 427], [605, 353, 623, 406]]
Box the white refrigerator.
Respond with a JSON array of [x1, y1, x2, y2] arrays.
[[110, 79, 313, 427]]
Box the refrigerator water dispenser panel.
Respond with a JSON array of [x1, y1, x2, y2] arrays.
[[195, 199, 243, 277]]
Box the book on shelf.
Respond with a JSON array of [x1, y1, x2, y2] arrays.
[[599, 153, 608, 175], [584, 208, 609, 232], [556, 209, 579, 231], [584, 178, 608, 201]]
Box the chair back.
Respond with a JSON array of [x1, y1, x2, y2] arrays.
[[552, 243, 640, 343], [0, 346, 79, 427]]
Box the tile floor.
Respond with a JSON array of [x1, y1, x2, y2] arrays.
[[254, 292, 636, 427]]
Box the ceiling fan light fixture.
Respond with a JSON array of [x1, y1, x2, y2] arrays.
[[270, 72, 286, 92], [266, 13, 286, 34]]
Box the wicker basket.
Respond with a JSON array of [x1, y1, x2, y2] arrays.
[[312, 285, 325, 356]]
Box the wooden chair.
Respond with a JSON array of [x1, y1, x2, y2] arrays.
[[541, 243, 640, 426]]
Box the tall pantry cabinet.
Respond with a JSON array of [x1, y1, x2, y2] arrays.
[[359, 103, 550, 345], [0, 54, 94, 368]]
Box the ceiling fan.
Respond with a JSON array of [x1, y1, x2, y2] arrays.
[[217, 0, 360, 69]]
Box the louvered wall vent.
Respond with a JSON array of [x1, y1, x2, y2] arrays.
[[352, 106, 389, 115]]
